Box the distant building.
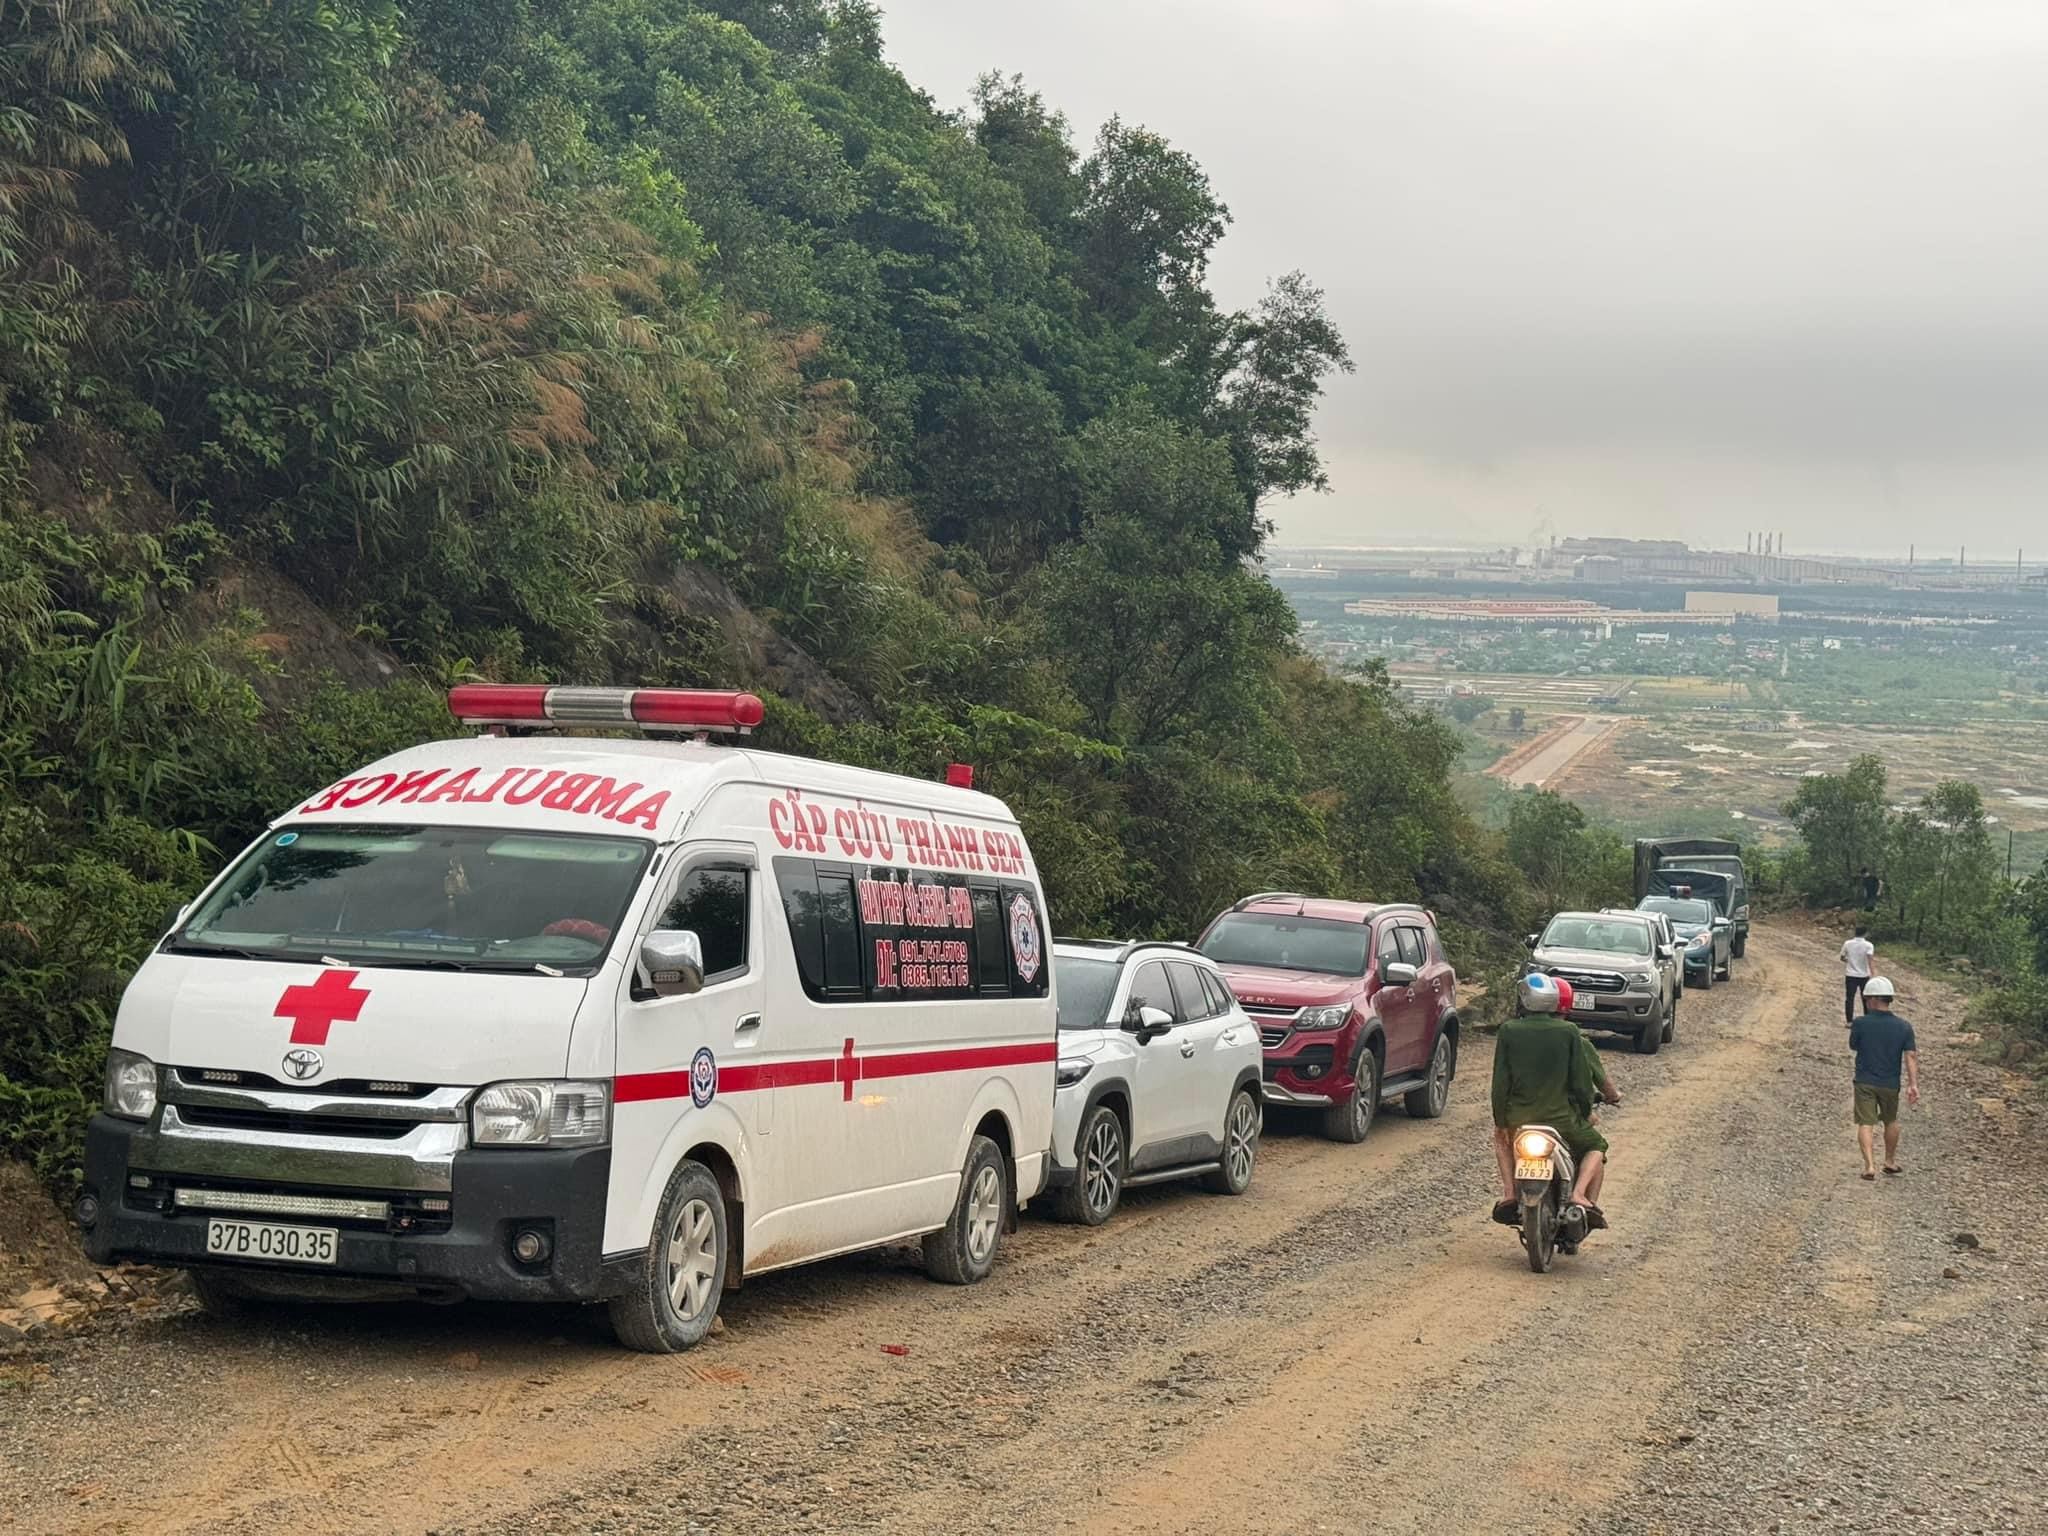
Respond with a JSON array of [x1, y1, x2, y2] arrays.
[[1685, 591, 1780, 619], [1634, 632, 1670, 644], [1559, 536, 1690, 559]]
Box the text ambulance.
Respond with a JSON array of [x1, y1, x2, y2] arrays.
[[80, 685, 1056, 1351]]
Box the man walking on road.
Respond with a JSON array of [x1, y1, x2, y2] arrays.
[[1841, 925, 1875, 1025], [1850, 976, 1918, 1181]]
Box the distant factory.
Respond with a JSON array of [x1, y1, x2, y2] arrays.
[[1275, 534, 2043, 591]]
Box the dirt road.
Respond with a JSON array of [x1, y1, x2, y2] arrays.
[[5, 918, 2044, 1535], [1495, 713, 1627, 789]]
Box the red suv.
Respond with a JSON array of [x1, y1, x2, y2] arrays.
[[1196, 894, 1460, 1142]]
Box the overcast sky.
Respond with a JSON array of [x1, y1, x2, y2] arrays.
[[882, 0, 2048, 558]]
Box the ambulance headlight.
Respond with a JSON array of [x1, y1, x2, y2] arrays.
[[471, 1081, 611, 1147], [103, 1049, 159, 1121]]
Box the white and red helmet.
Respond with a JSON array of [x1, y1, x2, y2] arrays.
[[1519, 972, 1577, 1014]]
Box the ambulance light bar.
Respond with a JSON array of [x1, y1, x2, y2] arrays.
[[448, 685, 766, 734]]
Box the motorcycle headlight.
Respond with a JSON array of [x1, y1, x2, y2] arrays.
[[103, 1049, 159, 1121], [1296, 1004, 1352, 1031], [471, 1080, 611, 1147], [1515, 1131, 1553, 1159], [1055, 1056, 1094, 1088]]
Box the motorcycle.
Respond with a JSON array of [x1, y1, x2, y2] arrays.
[[1509, 1122, 1589, 1272]]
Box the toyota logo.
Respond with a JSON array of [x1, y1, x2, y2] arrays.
[[281, 1047, 323, 1081]]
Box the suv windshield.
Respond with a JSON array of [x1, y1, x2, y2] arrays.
[[1054, 954, 1121, 1030], [1638, 897, 1712, 926], [172, 824, 652, 974], [1200, 914, 1371, 976], [1540, 917, 1651, 956]]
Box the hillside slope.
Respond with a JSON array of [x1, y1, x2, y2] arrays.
[[0, 0, 1527, 1181]]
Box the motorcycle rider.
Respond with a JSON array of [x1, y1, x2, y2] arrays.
[[1492, 973, 1622, 1227]]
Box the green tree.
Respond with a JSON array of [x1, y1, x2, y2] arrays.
[[2019, 854, 2048, 973], [1448, 694, 1495, 725], [1035, 403, 1291, 747], [1780, 753, 1889, 901], [1503, 790, 1625, 912]]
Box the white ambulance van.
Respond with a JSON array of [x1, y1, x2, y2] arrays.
[[80, 685, 1057, 1351]]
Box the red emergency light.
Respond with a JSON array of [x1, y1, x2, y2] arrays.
[[945, 763, 975, 789], [448, 684, 765, 735]]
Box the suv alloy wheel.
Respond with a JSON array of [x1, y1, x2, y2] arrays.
[[1322, 1043, 1380, 1143]]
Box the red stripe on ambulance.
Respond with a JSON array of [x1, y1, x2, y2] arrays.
[[614, 1038, 1056, 1105]]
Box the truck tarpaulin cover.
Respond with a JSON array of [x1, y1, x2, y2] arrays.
[[1633, 837, 1742, 901]]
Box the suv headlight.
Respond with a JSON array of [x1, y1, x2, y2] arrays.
[[103, 1049, 159, 1121], [1055, 1056, 1094, 1087], [1687, 931, 1712, 949], [1296, 1004, 1352, 1031], [471, 1080, 611, 1147], [1624, 972, 1653, 992]]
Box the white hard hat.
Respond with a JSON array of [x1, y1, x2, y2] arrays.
[[1863, 976, 1895, 1000]]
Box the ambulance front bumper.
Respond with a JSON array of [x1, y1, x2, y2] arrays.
[[80, 1113, 622, 1302]]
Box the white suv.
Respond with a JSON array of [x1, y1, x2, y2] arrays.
[[1045, 941, 1264, 1225]]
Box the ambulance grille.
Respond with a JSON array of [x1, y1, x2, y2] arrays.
[[178, 1105, 417, 1140]]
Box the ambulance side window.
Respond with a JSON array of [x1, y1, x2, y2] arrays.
[[774, 859, 863, 1001], [659, 866, 749, 983], [970, 887, 1007, 994], [812, 866, 865, 994]]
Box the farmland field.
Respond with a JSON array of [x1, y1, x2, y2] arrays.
[[1446, 674, 2048, 872]]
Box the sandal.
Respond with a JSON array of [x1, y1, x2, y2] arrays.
[[1860, 1170, 1876, 1181], [1491, 1198, 1520, 1226], [1582, 1203, 1608, 1230], [1883, 1165, 1903, 1176]]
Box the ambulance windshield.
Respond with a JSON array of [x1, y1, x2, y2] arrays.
[[170, 825, 652, 973]]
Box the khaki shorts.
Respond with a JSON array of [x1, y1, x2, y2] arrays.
[[1853, 1083, 1900, 1126]]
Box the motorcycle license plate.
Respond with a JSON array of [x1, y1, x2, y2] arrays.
[[1515, 1156, 1553, 1181]]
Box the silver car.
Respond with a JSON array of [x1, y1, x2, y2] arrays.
[[1523, 911, 1676, 1055]]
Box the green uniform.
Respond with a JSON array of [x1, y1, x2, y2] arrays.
[[1491, 1013, 1609, 1159]]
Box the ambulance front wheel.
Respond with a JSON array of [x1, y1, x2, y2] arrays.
[[923, 1134, 1007, 1285], [609, 1159, 728, 1353], [188, 1267, 261, 1314]]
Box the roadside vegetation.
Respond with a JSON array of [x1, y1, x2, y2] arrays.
[[0, 0, 1545, 1185], [1780, 755, 2048, 1061]]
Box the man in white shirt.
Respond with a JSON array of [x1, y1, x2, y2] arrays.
[[1841, 925, 1875, 1025]]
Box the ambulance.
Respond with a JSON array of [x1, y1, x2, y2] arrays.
[[79, 685, 1057, 1351]]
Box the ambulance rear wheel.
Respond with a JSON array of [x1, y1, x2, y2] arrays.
[[610, 1159, 727, 1353], [924, 1134, 1006, 1285]]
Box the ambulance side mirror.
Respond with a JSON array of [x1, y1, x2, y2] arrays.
[[640, 930, 705, 998]]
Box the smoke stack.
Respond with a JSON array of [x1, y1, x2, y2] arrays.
[[1746, 532, 1753, 553]]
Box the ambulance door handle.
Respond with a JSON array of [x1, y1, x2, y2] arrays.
[[736, 1012, 762, 1034]]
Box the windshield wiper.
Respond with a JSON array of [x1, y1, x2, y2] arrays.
[[163, 939, 265, 960]]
